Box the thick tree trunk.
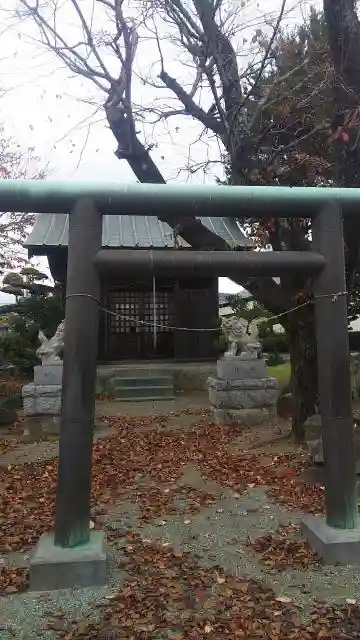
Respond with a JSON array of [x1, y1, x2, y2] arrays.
[[105, 99, 320, 435], [106, 111, 319, 434], [104, 104, 290, 315], [286, 304, 318, 441], [323, 1, 360, 273]]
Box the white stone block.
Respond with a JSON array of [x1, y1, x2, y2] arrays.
[[207, 376, 278, 410], [216, 357, 266, 380], [34, 363, 63, 386], [22, 383, 62, 416], [208, 386, 278, 409], [23, 395, 36, 415]]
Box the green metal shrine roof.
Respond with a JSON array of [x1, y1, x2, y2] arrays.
[[25, 213, 251, 253]]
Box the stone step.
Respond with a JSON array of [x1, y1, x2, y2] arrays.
[[99, 368, 171, 378], [113, 395, 175, 403], [111, 376, 173, 389], [113, 385, 175, 401]]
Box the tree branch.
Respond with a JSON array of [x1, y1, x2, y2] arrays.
[[192, 0, 242, 124], [70, 0, 113, 82], [243, 0, 287, 107], [18, 0, 289, 313], [159, 69, 226, 136], [20, 0, 111, 90]]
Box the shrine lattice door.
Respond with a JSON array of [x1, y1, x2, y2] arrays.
[[105, 287, 174, 359]]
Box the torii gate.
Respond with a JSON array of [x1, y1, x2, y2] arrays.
[[2, 181, 358, 589]]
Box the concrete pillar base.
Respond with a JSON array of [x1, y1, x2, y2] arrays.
[[29, 531, 107, 591], [301, 514, 360, 565]]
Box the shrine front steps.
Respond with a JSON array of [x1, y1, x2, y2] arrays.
[[110, 374, 175, 401]]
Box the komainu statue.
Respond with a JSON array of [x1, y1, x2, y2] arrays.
[[222, 316, 262, 359], [36, 320, 65, 365]]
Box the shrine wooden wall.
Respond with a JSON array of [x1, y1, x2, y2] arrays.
[[46, 249, 219, 361]]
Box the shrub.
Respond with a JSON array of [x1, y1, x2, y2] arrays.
[[0, 323, 39, 377], [258, 321, 288, 355], [260, 333, 289, 354], [266, 352, 285, 367], [0, 267, 63, 377]]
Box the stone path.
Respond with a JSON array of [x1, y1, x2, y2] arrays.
[[0, 422, 114, 466], [1, 397, 360, 639], [0, 395, 208, 466], [96, 391, 208, 418]]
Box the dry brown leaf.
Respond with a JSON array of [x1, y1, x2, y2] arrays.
[[215, 571, 226, 584], [275, 595, 293, 604]]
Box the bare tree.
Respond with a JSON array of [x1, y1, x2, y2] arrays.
[[16, 0, 295, 310], [0, 126, 45, 274], [16, 0, 331, 433]]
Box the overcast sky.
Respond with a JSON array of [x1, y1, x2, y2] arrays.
[[0, 0, 320, 304]]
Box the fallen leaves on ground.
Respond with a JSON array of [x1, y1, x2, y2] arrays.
[[267, 475, 325, 516], [0, 460, 57, 551], [133, 484, 216, 522], [0, 438, 17, 455], [49, 535, 360, 639], [0, 411, 323, 553], [246, 523, 321, 572], [0, 565, 28, 595]]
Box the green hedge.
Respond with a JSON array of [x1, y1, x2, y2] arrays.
[[260, 333, 289, 354]]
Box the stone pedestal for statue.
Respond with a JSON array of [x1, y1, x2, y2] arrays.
[[22, 321, 65, 434], [23, 363, 63, 414], [22, 363, 63, 433], [210, 316, 278, 426], [208, 355, 278, 426]]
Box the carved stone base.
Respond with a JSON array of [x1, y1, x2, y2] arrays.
[[22, 383, 62, 416], [211, 407, 276, 426], [208, 356, 278, 427], [23, 363, 63, 418], [208, 376, 278, 410]]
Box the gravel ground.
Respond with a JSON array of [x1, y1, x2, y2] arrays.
[[0, 423, 114, 466], [2, 399, 360, 638], [3, 475, 360, 638], [136, 484, 360, 611]]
